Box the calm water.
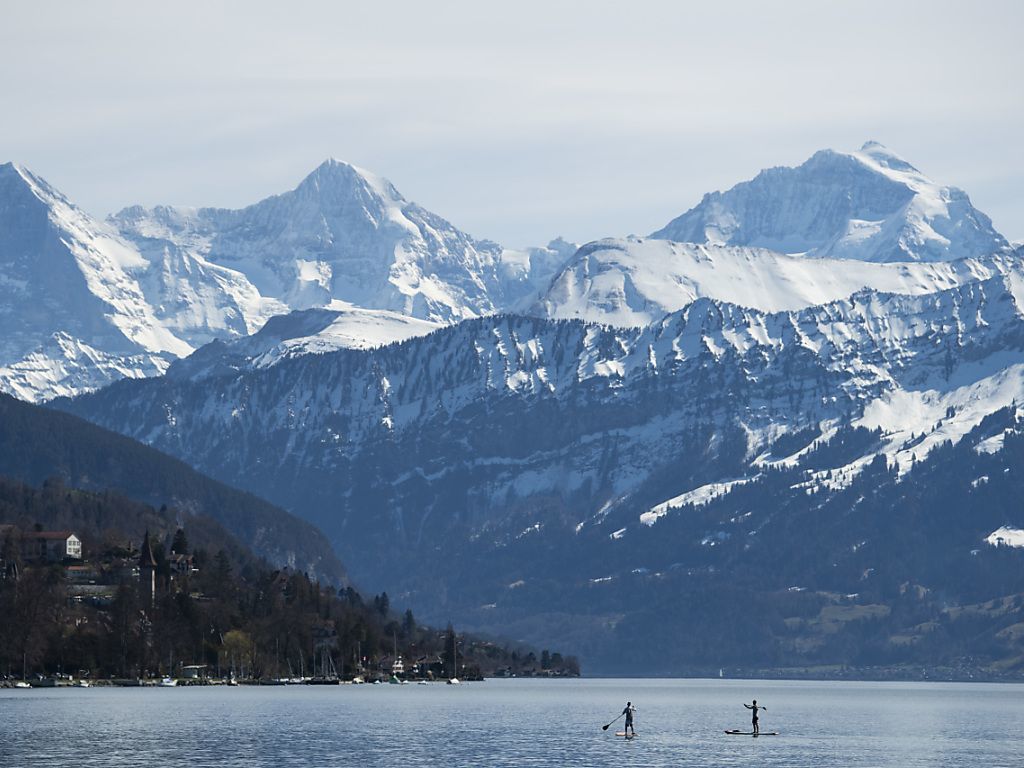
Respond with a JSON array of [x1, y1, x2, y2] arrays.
[[1, 678, 1021, 767]]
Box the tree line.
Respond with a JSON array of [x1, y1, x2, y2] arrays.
[[0, 476, 579, 681]]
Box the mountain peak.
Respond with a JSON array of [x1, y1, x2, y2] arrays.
[[0, 162, 62, 206], [652, 143, 1007, 262], [858, 139, 904, 160], [300, 158, 403, 205], [849, 140, 923, 177], [0, 160, 27, 178]]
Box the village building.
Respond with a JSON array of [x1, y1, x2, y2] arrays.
[[169, 552, 197, 578], [21, 531, 82, 562], [181, 664, 208, 680], [64, 564, 102, 584]]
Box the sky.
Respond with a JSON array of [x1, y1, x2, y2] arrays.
[[2, 1, 1022, 247]]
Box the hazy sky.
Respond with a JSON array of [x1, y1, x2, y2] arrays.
[[2, 1, 1022, 247]]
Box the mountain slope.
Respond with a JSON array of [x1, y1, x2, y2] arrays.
[[0, 391, 346, 582], [57, 272, 1024, 668], [652, 142, 1009, 263]]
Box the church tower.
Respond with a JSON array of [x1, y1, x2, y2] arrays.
[[139, 530, 157, 605]]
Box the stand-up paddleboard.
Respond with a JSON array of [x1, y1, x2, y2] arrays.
[[724, 729, 778, 736], [614, 732, 638, 738]]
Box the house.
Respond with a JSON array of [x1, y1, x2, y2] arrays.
[[64, 564, 101, 584], [181, 665, 208, 680], [415, 655, 446, 678], [21, 531, 82, 562], [169, 552, 198, 577]]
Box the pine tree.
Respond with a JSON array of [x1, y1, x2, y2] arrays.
[[171, 528, 189, 555]]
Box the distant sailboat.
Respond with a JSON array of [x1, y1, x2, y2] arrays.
[[448, 630, 461, 684], [391, 632, 405, 682]]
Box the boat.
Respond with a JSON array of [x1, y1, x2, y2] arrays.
[[447, 629, 461, 684], [158, 677, 178, 687], [390, 634, 405, 681], [13, 681, 31, 689], [305, 645, 340, 685], [74, 680, 90, 688]]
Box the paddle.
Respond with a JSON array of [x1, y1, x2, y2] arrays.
[[602, 713, 624, 731]]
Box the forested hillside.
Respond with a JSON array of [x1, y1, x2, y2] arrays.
[[0, 476, 579, 681], [0, 392, 345, 582]]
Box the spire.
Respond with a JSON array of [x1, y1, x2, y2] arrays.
[[139, 530, 157, 568]]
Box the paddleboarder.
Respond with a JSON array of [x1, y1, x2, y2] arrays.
[[622, 701, 636, 736], [743, 699, 765, 734]]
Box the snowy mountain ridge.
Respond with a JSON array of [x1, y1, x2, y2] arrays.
[[537, 236, 1017, 326], [112, 159, 567, 324], [166, 303, 442, 381], [64, 268, 1024, 489]]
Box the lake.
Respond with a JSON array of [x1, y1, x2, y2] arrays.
[[1, 678, 1021, 767]]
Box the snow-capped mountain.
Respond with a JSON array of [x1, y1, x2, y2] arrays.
[[0, 160, 570, 401], [2, 143, 1013, 402], [0, 163, 192, 400], [537, 236, 1016, 326], [29, 141, 1024, 672], [0, 162, 295, 401], [652, 141, 1009, 263], [112, 159, 568, 324]]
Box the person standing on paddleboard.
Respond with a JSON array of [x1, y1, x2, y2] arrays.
[[623, 701, 636, 736], [743, 700, 765, 734]]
